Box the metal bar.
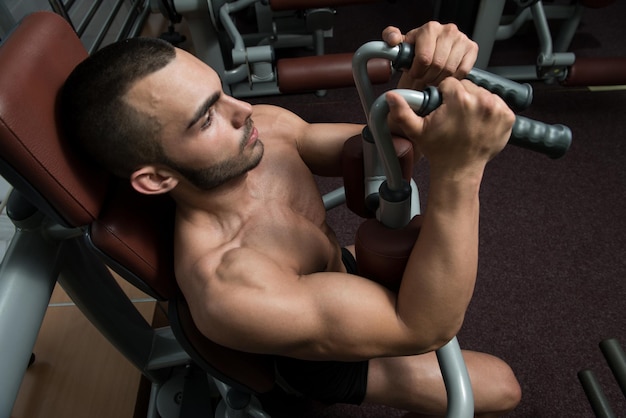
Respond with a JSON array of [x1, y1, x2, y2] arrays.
[[352, 41, 399, 123], [369, 89, 423, 192], [117, 3, 142, 40], [58, 237, 168, 383], [554, 3, 583, 52], [322, 187, 346, 210], [75, 0, 105, 37], [437, 338, 475, 418], [0, 228, 61, 417], [125, 0, 152, 39], [88, 0, 126, 53], [0, 0, 17, 40], [496, 7, 532, 41], [487, 65, 539, 81], [351, 39, 474, 417], [578, 369, 616, 418], [530, 1, 554, 58], [471, 0, 506, 69], [600, 339, 626, 398]]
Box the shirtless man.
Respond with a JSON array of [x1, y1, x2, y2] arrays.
[[61, 22, 521, 416]]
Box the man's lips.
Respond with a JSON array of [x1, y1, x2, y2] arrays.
[[246, 126, 258, 146]]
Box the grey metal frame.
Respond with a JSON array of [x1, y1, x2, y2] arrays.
[[0, 1, 16, 40], [49, 0, 151, 52], [0, 1, 151, 52], [578, 338, 626, 417], [471, 0, 583, 81], [352, 40, 475, 418], [165, 0, 336, 97], [0, 190, 188, 418], [0, 186, 285, 417]]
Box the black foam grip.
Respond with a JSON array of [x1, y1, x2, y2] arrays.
[[466, 68, 533, 111], [412, 88, 571, 159], [510, 116, 572, 159], [392, 43, 533, 111], [392, 42, 414, 71]]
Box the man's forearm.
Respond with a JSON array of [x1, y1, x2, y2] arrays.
[[396, 173, 482, 347]]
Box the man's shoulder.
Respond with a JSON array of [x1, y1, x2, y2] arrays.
[[179, 238, 287, 288], [252, 104, 308, 142], [251, 103, 288, 123]]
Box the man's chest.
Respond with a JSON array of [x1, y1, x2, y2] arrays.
[[241, 199, 335, 275]]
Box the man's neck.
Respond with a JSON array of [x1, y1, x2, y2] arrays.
[[171, 172, 260, 219]]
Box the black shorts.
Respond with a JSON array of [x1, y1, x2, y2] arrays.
[[274, 248, 368, 405]]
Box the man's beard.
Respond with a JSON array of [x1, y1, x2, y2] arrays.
[[164, 119, 264, 190]]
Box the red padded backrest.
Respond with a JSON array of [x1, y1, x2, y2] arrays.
[[0, 11, 109, 227], [0, 11, 276, 392], [0, 12, 175, 299], [90, 181, 178, 300]]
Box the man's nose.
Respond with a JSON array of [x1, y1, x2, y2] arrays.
[[225, 95, 253, 128]]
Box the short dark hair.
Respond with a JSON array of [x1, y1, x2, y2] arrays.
[[60, 37, 176, 178]]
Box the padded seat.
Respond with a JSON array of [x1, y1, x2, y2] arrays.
[[0, 10, 276, 412], [90, 180, 276, 393]]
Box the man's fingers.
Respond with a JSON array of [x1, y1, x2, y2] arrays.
[[382, 26, 405, 47], [386, 91, 425, 139], [400, 22, 478, 87]]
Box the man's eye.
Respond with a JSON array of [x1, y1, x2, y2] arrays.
[[201, 109, 214, 130]]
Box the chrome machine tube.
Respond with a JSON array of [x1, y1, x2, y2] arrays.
[[352, 42, 475, 418]]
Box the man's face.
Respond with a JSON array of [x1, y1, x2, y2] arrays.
[[125, 48, 263, 190]]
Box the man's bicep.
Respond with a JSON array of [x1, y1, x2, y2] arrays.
[[202, 257, 422, 361]]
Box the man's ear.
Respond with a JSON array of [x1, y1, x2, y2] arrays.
[[130, 166, 179, 195]]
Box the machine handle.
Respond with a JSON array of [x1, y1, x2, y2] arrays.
[[415, 87, 571, 159], [392, 43, 534, 111], [509, 116, 572, 159], [465, 68, 533, 111]]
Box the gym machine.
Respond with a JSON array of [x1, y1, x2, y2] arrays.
[[150, 0, 391, 97], [1, 10, 572, 418], [469, 0, 626, 86]]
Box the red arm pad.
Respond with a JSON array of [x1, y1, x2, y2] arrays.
[[277, 54, 391, 93], [355, 215, 422, 292], [562, 57, 626, 86]]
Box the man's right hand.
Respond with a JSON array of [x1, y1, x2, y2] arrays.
[[382, 22, 478, 91], [386, 77, 515, 179]]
